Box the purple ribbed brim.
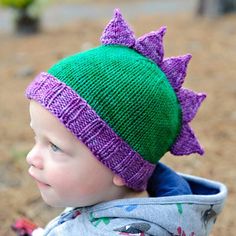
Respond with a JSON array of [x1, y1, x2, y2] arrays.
[[26, 72, 155, 191]]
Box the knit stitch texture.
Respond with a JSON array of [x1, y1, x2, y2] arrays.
[[48, 45, 181, 164], [26, 9, 206, 191], [26, 72, 155, 191]]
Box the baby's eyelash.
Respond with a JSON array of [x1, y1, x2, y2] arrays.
[[50, 142, 62, 152]]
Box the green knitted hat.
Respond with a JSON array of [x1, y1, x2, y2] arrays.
[[26, 9, 206, 191], [48, 45, 181, 163]]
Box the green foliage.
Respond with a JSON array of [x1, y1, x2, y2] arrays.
[[0, 0, 34, 9]]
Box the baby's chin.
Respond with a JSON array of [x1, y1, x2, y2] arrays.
[[41, 195, 94, 208], [39, 189, 105, 208], [39, 193, 66, 208], [42, 199, 71, 208]]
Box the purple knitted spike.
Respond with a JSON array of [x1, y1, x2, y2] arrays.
[[161, 54, 192, 91], [171, 123, 204, 156], [100, 9, 135, 47], [134, 27, 166, 66], [100, 9, 206, 157], [177, 88, 206, 123]]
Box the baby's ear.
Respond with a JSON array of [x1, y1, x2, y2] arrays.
[[113, 175, 126, 187]]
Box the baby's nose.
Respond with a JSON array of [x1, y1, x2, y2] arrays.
[[26, 145, 44, 169]]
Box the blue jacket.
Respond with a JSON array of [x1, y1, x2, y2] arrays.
[[34, 163, 227, 236]]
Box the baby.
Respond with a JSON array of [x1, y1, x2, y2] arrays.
[[21, 9, 227, 236]]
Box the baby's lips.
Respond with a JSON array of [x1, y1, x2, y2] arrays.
[[28, 167, 50, 187]]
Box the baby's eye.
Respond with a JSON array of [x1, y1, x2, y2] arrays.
[[50, 142, 62, 152]]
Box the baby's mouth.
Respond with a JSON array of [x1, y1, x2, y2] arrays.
[[35, 179, 51, 188], [28, 167, 50, 187]]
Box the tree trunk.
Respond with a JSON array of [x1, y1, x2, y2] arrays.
[[197, 0, 236, 16], [15, 9, 40, 34]]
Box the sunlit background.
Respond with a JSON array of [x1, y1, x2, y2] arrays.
[[0, 0, 236, 235]]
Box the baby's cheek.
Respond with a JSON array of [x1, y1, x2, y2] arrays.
[[47, 167, 71, 189], [50, 171, 82, 193]]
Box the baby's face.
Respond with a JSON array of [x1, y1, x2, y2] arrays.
[[27, 101, 117, 207]]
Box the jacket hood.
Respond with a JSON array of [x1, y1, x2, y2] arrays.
[[86, 175, 226, 236], [43, 164, 227, 236]]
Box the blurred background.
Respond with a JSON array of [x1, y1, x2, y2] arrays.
[[0, 0, 236, 235]]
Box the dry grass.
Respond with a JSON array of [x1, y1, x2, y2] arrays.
[[0, 6, 235, 236]]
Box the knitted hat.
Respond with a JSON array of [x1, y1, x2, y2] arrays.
[[26, 9, 206, 191]]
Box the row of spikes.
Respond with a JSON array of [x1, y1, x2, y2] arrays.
[[100, 9, 206, 156]]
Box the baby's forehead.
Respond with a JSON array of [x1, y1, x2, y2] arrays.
[[29, 101, 68, 133]]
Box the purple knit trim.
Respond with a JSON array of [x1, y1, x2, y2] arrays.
[[161, 56, 206, 155], [160, 55, 192, 91], [100, 9, 135, 47], [101, 9, 206, 156], [26, 72, 155, 191], [170, 123, 204, 156], [134, 27, 166, 66]]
